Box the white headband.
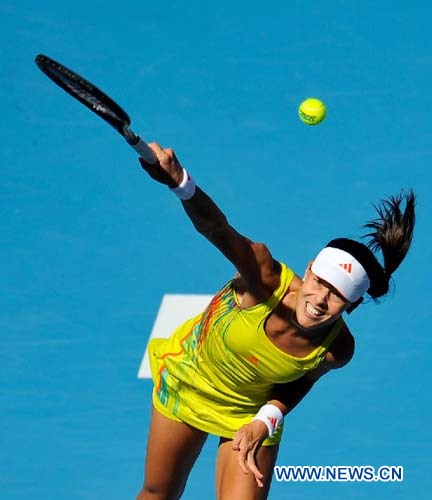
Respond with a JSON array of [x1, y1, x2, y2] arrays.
[[311, 247, 370, 302]]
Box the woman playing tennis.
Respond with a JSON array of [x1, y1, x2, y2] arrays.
[[136, 143, 415, 500]]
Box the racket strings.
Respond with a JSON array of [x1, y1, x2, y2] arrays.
[[36, 55, 130, 133]]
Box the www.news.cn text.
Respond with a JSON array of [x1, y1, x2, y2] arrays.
[[274, 465, 403, 482]]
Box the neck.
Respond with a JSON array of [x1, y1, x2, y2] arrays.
[[290, 309, 336, 340]]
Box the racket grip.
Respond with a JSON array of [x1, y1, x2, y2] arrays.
[[130, 138, 158, 164]]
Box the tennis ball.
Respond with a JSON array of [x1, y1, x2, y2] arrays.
[[298, 98, 326, 125]]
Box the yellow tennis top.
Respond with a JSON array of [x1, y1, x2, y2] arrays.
[[149, 263, 343, 445]]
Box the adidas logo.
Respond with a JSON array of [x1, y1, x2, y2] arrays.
[[339, 263, 352, 273], [247, 355, 260, 366], [267, 416, 278, 429]]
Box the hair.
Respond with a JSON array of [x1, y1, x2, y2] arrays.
[[326, 189, 416, 300]]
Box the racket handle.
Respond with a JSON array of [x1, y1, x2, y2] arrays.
[[129, 137, 158, 164]]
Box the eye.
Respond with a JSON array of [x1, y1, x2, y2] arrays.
[[330, 291, 345, 303], [312, 276, 323, 288]]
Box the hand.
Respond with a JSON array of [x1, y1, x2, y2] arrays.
[[232, 420, 269, 488], [139, 142, 184, 188]]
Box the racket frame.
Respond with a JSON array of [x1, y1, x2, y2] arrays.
[[35, 54, 157, 164]]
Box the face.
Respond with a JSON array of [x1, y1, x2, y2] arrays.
[[294, 265, 351, 331]]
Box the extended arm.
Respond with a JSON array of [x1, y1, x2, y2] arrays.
[[139, 143, 279, 295], [182, 186, 263, 285]]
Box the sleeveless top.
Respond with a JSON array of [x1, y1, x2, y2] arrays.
[[149, 263, 343, 445]]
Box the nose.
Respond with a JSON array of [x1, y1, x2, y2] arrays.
[[314, 288, 329, 308]]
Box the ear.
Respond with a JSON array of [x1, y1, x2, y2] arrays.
[[346, 296, 363, 314]]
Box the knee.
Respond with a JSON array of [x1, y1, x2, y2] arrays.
[[136, 482, 183, 500], [136, 484, 164, 499]]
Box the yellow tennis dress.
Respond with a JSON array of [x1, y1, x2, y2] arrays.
[[149, 263, 343, 445]]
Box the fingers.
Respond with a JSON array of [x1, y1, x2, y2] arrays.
[[139, 142, 163, 168], [148, 141, 164, 154], [246, 452, 264, 488], [232, 433, 241, 451], [138, 155, 162, 182], [233, 433, 265, 487], [138, 142, 183, 187], [145, 143, 176, 163], [233, 434, 250, 475]]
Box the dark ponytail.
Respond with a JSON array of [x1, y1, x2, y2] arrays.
[[326, 190, 416, 301], [362, 189, 416, 298]]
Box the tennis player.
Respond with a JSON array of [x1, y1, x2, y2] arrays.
[[136, 143, 415, 500]]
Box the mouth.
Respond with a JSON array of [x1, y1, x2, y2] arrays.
[[305, 302, 326, 319]]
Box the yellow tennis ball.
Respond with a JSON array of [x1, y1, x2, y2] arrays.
[[298, 98, 326, 125]]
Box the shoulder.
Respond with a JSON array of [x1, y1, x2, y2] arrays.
[[286, 271, 305, 293], [304, 323, 355, 383], [325, 322, 355, 368]]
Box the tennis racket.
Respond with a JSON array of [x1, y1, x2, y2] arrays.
[[35, 54, 157, 164]]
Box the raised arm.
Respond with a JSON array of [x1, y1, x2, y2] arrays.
[[139, 143, 280, 295]]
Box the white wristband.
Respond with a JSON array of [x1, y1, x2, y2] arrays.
[[170, 168, 196, 200], [253, 404, 284, 437]]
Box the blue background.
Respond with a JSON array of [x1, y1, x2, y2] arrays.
[[1, 1, 431, 498]]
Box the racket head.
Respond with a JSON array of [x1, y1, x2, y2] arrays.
[[35, 54, 131, 136]]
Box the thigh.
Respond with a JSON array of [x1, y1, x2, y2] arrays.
[[137, 406, 208, 500], [215, 438, 278, 500]]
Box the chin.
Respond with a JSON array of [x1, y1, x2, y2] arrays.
[[295, 306, 331, 330]]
